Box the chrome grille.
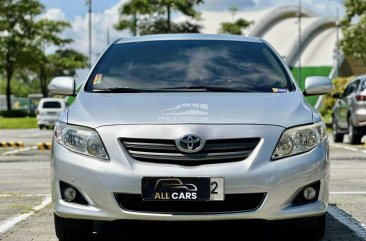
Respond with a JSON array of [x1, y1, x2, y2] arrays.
[[120, 138, 260, 166]]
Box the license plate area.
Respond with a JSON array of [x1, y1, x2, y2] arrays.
[[141, 177, 224, 201]]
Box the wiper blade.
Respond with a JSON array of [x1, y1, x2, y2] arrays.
[[93, 87, 146, 93], [93, 86, 257, 93], [158, 86, 251, 92]]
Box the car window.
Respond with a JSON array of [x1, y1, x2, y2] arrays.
[[342, 85, 350, 97], [344, 82, 358, 97], [42, 101, 62, 109], [354, 79, 360, 90], [361, 79, 366, 91], [85, 40, 294, 93]]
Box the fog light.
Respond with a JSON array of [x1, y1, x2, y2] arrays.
[[292, 181, 320, 205], [63, 187, 77, 202], [303, 186, 317, 200], [60, 181, 88, 205]]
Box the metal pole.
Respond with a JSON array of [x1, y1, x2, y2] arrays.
[[298, 0, 302, 89], [335, 7, 340, 77], [88, 0, 92, 68], [107, 27, 110, 46]]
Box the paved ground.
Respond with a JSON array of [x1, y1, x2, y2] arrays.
[[0, 129, 52, 146], [329, 145, 366, 225], [0, 129, 366, 241]]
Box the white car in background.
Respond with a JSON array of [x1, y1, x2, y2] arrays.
[[36, 98, 65, 129]]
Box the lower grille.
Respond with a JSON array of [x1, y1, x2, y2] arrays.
[[115, 193, 266, 214], [120, 138, 260, 166]]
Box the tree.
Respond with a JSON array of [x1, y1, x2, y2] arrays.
[[0, 0, 42, 111], [44, 49, 87, 95], [219, 7, 251, 35], [0, 0, 77, 110], [0, 49, 87, 98], [115, 0, 204, 36], [219, 19, 251, 35], [37, 49, 88, 97], [341, 0, 366, 63], [114, 0, 152, 36], [27, 18, 75, 97]]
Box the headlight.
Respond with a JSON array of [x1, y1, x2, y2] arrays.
[[272, 122, 326, 160], [54, 122, 109, 160]]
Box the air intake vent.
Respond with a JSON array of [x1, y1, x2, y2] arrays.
[[115, 193, 266, 214]]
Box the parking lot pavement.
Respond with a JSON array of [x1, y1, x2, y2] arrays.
[[0, 205, 365, 241], [0, 155, 51, 227], [0, 206, 56, 241], [328, 142, 366, 225], [0, 129, 53, 157], [0, 129, 52, 147]]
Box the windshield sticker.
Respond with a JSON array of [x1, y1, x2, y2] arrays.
[[93, 74, 103, 85], [272, 88, 288, 93]]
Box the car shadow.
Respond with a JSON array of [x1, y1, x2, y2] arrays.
[[89, 213, 360, 241]]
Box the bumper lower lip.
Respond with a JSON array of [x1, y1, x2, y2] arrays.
[[51, 138, 329, 221]]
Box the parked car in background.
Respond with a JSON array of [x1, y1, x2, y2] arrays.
[[36, 98, 66, 129], [48, 34, 332, 241], [332, 75, 366, 144]]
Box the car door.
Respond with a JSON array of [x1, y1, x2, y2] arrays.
[[337, 81, 359, 128]]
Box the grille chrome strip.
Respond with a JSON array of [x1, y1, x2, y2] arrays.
[[129, 150, 252, 159], [124, 142, 177, 151]]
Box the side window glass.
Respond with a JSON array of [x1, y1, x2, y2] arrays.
[[350, 83, 358, 95], [361, 80, 366, 91], [344, 82, 357, 97], [343, 85, 351, 97], [355, 79, 360, 89]]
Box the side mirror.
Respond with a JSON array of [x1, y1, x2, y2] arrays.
[[48, 76, 76, 96], [304, 76, 333, 96], [332, 93, 342, 99]]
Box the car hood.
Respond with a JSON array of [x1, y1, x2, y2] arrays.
[[67, 91, 314, 128]]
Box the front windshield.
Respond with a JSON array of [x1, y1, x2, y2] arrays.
[[85, 40, 294, 92]]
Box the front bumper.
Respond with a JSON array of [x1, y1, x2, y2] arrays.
[[352, 108, 366, 127], [37, 116, 59, 126], [51, 124, 330, 221]]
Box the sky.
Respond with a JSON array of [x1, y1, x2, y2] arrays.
[[38, 0, 344, 81]]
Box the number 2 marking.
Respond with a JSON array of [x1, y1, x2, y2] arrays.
[[211, 181, 218, 194]]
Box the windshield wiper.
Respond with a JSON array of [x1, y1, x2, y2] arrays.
[[158, 86, 252, 92], [93, 87, 147, 93], [92, 86, 257, 93]]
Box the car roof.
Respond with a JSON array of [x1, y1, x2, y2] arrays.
[[356, 75, 366, 80], [116, 34, 263, 44], [347, 75, 366, 85]]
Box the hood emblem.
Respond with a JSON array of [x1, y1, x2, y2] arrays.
[[176, 134, 205, 153]]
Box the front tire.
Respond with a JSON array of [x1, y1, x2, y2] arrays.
[[54, 214, 93, 241], [348, 117, 362, 144], [332, 120, 344, 143]]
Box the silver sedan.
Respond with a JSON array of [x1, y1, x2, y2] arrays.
[[48, 34, 332, 240]]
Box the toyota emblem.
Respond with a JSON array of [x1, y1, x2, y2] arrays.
[[176, 134, 205, 153]]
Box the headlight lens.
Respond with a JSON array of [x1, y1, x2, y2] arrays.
[[54, 122, 109, 160], [272, 122, 326, 160]]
